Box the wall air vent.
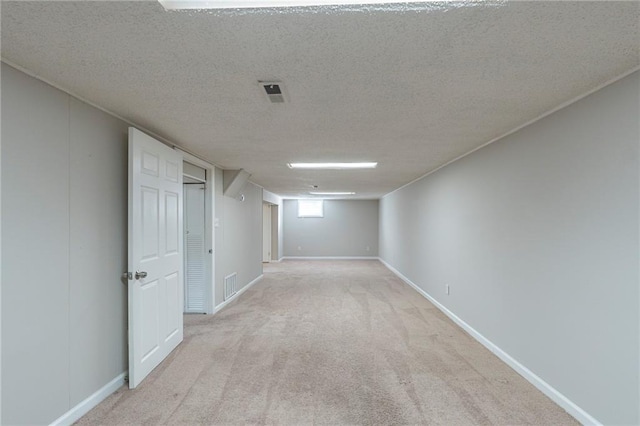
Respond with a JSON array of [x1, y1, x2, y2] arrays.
[[260, 81, 286, 104], [224, 273, 237, 301]]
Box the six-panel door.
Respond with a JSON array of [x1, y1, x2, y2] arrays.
[[128, 127, 184, 388]]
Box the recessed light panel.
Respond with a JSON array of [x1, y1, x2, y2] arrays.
[[160, 0, 440, 9], [309, 192, 356, 195], [288, 162, 377, 170]]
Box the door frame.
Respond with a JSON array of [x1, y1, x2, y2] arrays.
[[262, 202, 272, 263], [270, 204, 279, 262], [183, 182, 206, 313], [175, 149, 216, 314]]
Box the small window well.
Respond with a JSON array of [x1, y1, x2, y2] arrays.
[[298, 200, 323, 218]]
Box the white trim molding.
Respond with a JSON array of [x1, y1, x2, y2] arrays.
[[378, 258, 602, 426], [382, 65, 640, 200], [48, 273, 264, 426], [174, 147, 217, 170], [281, 256, 379, 260], [50, 373, 126, 426], [211, 274, 263, 315]]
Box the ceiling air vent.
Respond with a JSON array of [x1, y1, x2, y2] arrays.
[[260, 81, 286, 103]]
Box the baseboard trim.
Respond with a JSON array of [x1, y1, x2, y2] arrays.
[[211, 274, 263, 315], [47, 275, 263, 426], [50, 372, 126, 426], [281, 256, 379, 260], [378, 258, 601, 426]]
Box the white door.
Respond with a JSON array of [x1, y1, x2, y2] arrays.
[[184, 183, 206, 313], [263, 204, 271, 262], [128, 127, 183, 389]]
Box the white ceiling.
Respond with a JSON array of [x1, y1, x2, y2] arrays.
[[2, 1, 638, 199]]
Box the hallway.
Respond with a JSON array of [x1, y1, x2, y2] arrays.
[[78, 260, 576, 425]]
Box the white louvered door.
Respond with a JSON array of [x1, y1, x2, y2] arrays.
[[184, 183, 206, 313], [128, 127, 184, 388]]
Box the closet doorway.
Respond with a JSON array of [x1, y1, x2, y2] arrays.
[[183, 161, 211, 314], [263, 203, 272, 262]]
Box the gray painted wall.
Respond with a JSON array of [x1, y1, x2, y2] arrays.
[[1, 63, 128, 424], [1, 63, 265, 424], [379, 71, 639, 425], [214, 173, 263, 304], [283, 199, 379, 257]]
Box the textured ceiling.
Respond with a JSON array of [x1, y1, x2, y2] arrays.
[[2, 1, 639, 198]]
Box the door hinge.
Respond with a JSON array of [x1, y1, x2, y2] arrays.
[[122, 272, 132, 280]]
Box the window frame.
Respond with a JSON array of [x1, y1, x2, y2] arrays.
[[297, 199, 324, 218]]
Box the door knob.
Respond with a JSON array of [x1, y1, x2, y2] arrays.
[[135, 271, 147, 280]]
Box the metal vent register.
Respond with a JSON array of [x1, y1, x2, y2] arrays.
[[260, 81, 285, 103], [224, 272, 237, 300]]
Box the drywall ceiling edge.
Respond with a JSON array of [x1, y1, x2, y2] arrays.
[[0, 57, 222, 170], [381, 64, 640, 200]]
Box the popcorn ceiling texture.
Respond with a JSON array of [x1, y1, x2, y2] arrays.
[[2, 1, 638, 198], [76, 260, 578, 424]]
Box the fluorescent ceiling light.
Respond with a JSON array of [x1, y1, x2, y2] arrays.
[[309, 192, 356, 195], [160, 0, 440, 9], [288, 162, 377, 170]]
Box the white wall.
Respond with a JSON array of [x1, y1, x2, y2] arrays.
[[283, 199, 378, 257], [1, 63, 128, 424], [379, 71, 639, 425], [214, 170, 263, 304]]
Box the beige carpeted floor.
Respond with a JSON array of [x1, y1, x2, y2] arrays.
[[77, 260, 577, 425]]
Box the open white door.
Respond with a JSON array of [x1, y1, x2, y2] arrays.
[[128, 127, 183, 388]]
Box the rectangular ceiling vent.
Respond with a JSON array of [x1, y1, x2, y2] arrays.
[[260, 81, 286, 104]]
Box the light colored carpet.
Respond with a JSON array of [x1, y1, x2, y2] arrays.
[[77, 260, 577, 425]]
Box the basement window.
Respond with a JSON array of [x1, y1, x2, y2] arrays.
[[298, 200, 323, 218]]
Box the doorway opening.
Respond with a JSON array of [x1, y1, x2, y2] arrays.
[[183, 161, 213, 314], [263, 202, 280, 263], [263, 203, 272, 263], [270, 204, 279, 262]]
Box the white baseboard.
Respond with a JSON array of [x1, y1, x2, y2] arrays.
[[211, 274, 263, 315], [378, 258, 601, 426], [281, 256, 379, 260], [48, 275, 263, 426], [50, 372, 126, 426]]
